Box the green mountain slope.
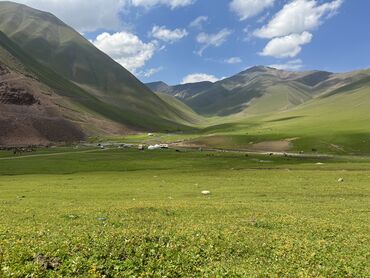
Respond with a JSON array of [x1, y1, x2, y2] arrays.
[[183, 77, 370, 154], [146, 66, 370, 154], [155, 93, 203, 125], [0, 30, 185, 133], [258, 79, 370, 154], [0, 1, 194, 131], [148, 66, 370, 118]]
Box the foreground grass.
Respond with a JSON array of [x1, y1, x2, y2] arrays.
[[0, 148, 369, 276]]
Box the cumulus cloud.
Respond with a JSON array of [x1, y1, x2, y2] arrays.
[[196, 28, 233, 56], [254, 0, 343, 38], [92, 32, 157, 72], [269, 59, 304, 71], [230, 0, 275, 20], [225, 57, 242, 64], [260, 32, 312, 58], [131, 0, 194, 9], [181, 73, 220, 84], [189, 16, 208, 29], [150, 25, 188, 43]]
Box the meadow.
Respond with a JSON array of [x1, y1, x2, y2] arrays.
[[0, 147, 369, 277]]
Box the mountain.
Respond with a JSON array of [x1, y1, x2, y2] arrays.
[[147, 66, 370, 117], [146, 82, 173, 94], [147, 67, 370, 154], [2, 1, 370, 150], [147, 81, 214, 100], [0, 1, 196, 134], [155, 93, 203, 125]]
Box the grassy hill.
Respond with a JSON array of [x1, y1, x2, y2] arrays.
[[0, 1, 195, 131]]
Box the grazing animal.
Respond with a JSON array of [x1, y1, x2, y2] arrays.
[[201, 190, 211, 196]]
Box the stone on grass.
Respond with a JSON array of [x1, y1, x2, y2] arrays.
[[35, 254, 61, 270]]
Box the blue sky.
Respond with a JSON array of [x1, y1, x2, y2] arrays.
[[9, 0, 370, 84]]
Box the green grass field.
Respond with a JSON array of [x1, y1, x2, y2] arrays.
[[0, 148, 369, 277]]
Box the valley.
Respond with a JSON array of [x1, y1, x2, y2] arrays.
[[0, 1, 369, 277]]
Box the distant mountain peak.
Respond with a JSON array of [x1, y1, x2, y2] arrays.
[[249, 65, 273, 70], [240, 65, 277, 75], [147, 81, 169, 86]]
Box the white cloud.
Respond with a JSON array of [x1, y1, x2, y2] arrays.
[[138, 67, 163, 77], [269, 59, 304, 70], [10, 0, 126, 32], [257, 12, 271, 24], [260, 32, 312, 58], [92, 32, 157, 72], [189, 16, 208, 29], [151, 25, 188, 43], [225, 57, 242, 64], [131, 0, 194, 9], [9, 0, 196, 32], [254, 0, 343, 38], [196, 28, 233, 56], [196, 29, 232, 47], [230, 0, 275, 20], [181, 73, 220, 84]]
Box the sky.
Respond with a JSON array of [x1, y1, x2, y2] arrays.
[[5, 0, 370, 85]]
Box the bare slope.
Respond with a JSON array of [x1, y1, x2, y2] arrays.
[[0, 59, 86, 146]]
